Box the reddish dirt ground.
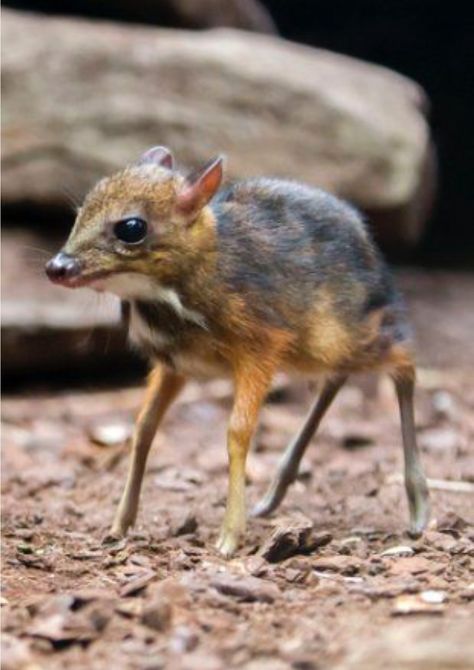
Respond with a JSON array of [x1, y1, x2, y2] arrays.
[[2, 367, 473, 669]]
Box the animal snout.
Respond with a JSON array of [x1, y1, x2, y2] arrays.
[[45, 252, 82, 285]]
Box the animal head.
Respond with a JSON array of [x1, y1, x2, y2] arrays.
[[45, 146, 224, 298]]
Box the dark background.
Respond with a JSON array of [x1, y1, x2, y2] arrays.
[[260, 0, 473, 265]]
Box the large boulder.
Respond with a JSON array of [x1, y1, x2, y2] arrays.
[[2, 9, 434, 250]]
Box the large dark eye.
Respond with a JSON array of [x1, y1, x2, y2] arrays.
[[114, 218, 147, 244]]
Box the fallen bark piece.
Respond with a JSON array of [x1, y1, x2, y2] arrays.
[[388, 473, 474, 494], [312, 555, 363, 575], [424, 531, 459, 552], [119, 570, 157, 597], [170, 512, 199, 537], [428, 479, 474, 493], [258, 516, 314, 562], [389, 556, 440, 576], [459, 584, 474, 601], [436, 511, 471, 533], [71, 588, 115, 606], [115, 599, 143, 619], [16, 553, 54, 571], [27, 611, 100, 644], [211, 574, 280, 603]]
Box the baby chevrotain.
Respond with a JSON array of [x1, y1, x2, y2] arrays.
[[46, 146, 430, 557]]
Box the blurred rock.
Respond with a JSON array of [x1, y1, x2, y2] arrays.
[[3, 0, 276, 33], [430, 390, 457, 422], [419, 428, 462, 454], [140, 599, 172, 632], [1, 229, 135, 378], [2, 9, 434, 251], [338, 620, 474, 670], [1, 634, 35, 670]]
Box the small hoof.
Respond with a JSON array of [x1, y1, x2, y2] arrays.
[[407, 503, 431, 538], [215, 531, 240, 558], [102, 530, 124, 545], [250, 499, 274, 518], [408, 516, 430, 538], [251, 489, 286, 518]]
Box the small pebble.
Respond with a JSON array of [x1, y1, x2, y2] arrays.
[[88, 421, 133, 446], [420, 590, 447, 604], [380, 545, 414, 557], [431, 390, 456, 421]]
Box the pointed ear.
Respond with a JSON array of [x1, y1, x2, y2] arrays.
[[176, 156, 225, 218], [136, 145, 174, 170]]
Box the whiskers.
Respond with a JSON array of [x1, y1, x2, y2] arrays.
[[61, 185, 83, 214], [21, 244, 53, 277]]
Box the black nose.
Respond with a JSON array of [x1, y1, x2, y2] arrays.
[[45, 252, 81, 284]]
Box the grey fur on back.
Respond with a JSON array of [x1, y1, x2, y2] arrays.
[[211, 178, 405, 336]]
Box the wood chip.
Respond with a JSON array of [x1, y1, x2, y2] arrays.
[[211, 574, 280, 603], [170, 512, 198, 537], [119, 570, 156, 597], [387, 473, 474, 494], [312, 555, 363, 575], [259, 517, 314, 562], [389, 556, 437, 576], [115, 600, 143, 618]]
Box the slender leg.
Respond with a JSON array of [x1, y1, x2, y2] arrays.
[[394, 373, 430, 536], [107, 366, 186, 540], [252, 374, 347, 518], [216, 358, 275, 557]]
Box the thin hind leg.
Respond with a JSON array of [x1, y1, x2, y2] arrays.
[[251, 374, 347, 518], [393, 368, 430, 536]]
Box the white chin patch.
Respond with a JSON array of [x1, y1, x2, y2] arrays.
[[94, 273, 159, 300], [97, 273, 207, 330]]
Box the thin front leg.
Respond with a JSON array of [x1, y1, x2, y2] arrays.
[[108, 366, 186, 540], [216, 358, 275, 557], [252, 374, 347, 518], [394, 373, 430, 536]]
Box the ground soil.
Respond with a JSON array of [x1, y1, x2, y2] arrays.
[[2, 361, 474, 669]]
